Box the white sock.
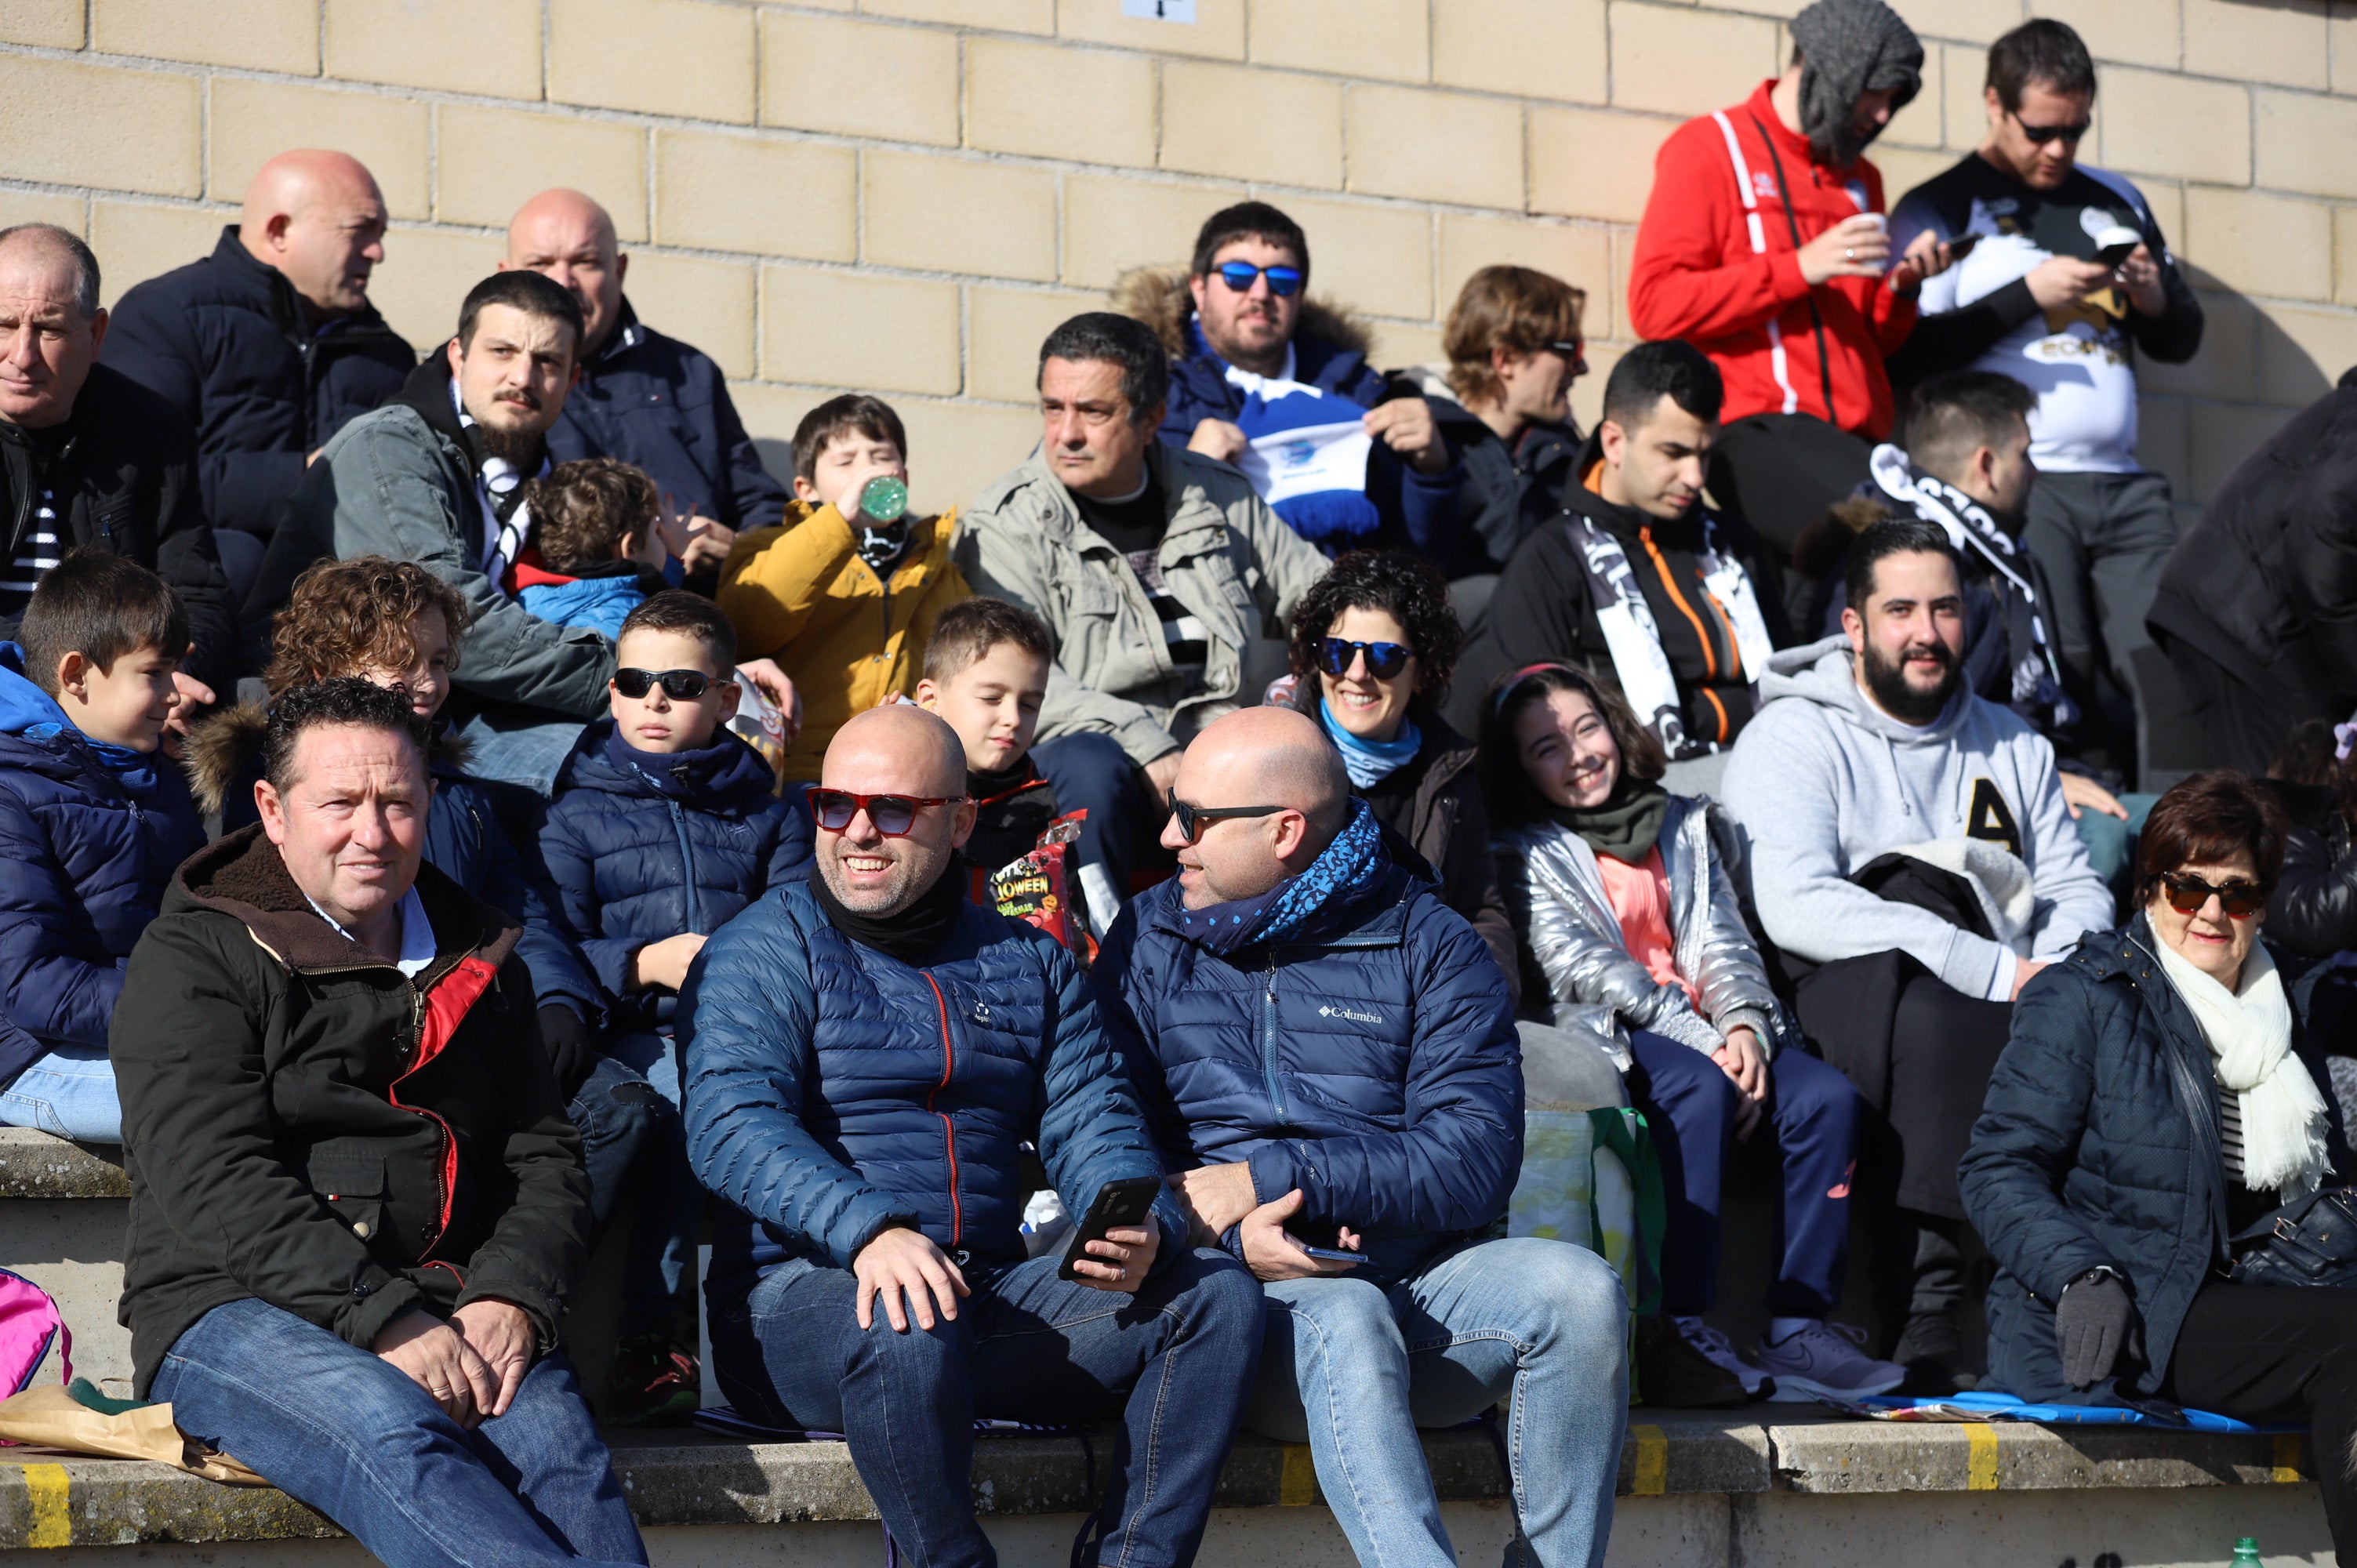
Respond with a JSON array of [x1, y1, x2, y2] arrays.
[[1767, 1317, 1814, 1345]]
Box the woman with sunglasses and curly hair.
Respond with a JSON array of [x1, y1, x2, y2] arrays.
[[1482, 660, 1904, 1409], [1963, 773, 2357, 1561], [1280, 548, 1515, 995]]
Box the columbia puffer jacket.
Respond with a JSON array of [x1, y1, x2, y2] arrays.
[[112, 826, 588, 1396], [530, 720, 808, 1027], [0, 653, 205, 1087], [1095, 845, 1523, 1287], [101, 227, 415, 539], [1959, 916, 2348, 1402], [681, 882, 1185, 1305]]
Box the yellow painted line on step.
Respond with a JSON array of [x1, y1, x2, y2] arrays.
[[1631, 1424, 1668, 1496], [1966, 1424, 1999, 1490], [1279, 1444, 1318, 1506], [13, 1461, 71, 1547], [2274, 1434, 2305, 1483]]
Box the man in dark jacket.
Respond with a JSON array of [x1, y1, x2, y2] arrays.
[[0, 223, 236, 699], [684, 703, 1260, 1568], [1098, 704, 1626, 1568], [102, 151, 415, 544], [2149, 372, 2357, 776], [1448, 340, 1785, 768], [503, 188, 786, 579], [1116, 201, 1459, 561], [111, 678, 645, 1568]]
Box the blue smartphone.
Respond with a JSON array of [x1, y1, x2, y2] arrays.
[[1299, 1245, 1368, 1265]]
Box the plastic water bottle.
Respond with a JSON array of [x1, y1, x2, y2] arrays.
[[2229, 1537, 2264, 1566]]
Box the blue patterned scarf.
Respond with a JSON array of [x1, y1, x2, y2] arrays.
[[1172, 796, 1385, 955]]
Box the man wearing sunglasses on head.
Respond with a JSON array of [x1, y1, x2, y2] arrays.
[[1887, 20, 2201, 748], [682, 703, 1263, 1568], [1095, 704, 1626, 1568], [1113, 201, 1461, 562]]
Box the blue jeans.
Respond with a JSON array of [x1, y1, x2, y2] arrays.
[[451, 710, 590, 797], [2072, 790, 2159, 909], [1628, 1032, 1861, 1319], [566, 1035, 703, 1342], [151, 1298, 646, 1568], [0, 1044, 120, 1142], [710, 1246, 1263, 1568], [1251, 1236, 1627, 1568]]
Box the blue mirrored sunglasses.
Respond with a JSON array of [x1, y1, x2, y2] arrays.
[[1215, 261, 1303, 296]]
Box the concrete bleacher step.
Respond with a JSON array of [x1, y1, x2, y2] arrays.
[[3, 1129, 2337, 1565]]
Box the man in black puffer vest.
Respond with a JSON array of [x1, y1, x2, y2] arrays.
[[103, 151, 415, 546]]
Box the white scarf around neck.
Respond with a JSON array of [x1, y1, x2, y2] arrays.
[[2151, 933, 2329, 1200]]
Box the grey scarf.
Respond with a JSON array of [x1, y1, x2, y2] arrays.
[[1790, 0, 1922, 166]]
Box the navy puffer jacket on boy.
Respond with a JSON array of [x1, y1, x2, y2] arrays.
[[532, 720, 810, 1028], [682, 882, 1186, 1305], [0, 646, 203, 1085], [1095, 801, 1523, 1287]]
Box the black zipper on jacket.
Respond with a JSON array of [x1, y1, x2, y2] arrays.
[[922, 971, 964, 1248]]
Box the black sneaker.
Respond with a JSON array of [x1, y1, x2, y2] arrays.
[[1634, 1316, 1765, 1408], [1890, 1309, 1981, 1396], [605, 1336, 700, 1427]]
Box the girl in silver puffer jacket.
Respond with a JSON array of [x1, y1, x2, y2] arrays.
[[1483, 662, 1903, 1408]]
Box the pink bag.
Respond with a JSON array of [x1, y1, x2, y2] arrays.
[[0, 1266, 69, 1396]]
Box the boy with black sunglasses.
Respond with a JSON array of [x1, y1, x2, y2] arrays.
[[528, 590, 809, 1425]]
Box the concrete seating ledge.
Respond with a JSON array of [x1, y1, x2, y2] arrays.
[[0, 1127, 129, 1200], [0, 1409, 2314, 1550]]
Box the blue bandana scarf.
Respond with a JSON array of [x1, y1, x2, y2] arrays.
[[1174, 796, 1384, 956], [1317, 698, 1421, 790], [0, 644, 158, 796]]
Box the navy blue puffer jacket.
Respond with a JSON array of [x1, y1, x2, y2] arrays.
[[1095, 829, 1523, 1287], [1960, 916, 2349, 1402], [531, 721, 809, 1028], [0, 649, 204, 1086], [682, 882, 1185, 1305]]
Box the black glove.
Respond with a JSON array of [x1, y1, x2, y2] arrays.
[[538, 1004, 597, 1101], [2055, 1269, 2136, 1388]]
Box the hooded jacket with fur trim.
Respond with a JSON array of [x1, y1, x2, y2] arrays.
[[1112, 265, 1460, 563], [111, 825, 589, 1396]]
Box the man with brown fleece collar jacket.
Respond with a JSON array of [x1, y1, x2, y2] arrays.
[[111, 678, 643, 1568]]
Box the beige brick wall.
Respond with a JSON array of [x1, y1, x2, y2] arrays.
[[0, 0, 2351, 515]]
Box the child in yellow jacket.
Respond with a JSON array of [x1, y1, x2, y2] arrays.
[[716, 396, 970, 783]]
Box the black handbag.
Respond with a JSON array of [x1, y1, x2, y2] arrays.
[[2230, 1185, 2357, 1288]]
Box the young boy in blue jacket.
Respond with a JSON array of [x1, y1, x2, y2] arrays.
[[510, 457, 670, 641], [0, 550, 205, 1143], [532, 590, 808, 1424]]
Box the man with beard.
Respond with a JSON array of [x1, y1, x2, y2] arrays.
[[1628, 0, 1963, 582], [252, 270, 612, 778], [1723, 518, 2112, 1392]]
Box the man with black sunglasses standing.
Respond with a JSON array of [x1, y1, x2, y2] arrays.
[[683, 703, 1262, 1568], [1888, 20, 2203, 761], [1114, 201, 1461, 561]]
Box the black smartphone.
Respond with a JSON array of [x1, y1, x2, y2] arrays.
[[1944, 232, 1981, 261], [1058, 1175, 1163, 1280], [2095, 238, 2138, 268]]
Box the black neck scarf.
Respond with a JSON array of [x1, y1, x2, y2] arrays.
[[808, 855, 968, 966]]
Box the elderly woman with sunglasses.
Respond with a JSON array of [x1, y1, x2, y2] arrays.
[[1963, 771, 2357, 1559], [1278, 549, 1516, 997]]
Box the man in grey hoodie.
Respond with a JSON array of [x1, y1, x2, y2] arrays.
[[1723, 517, 2112, 1389]]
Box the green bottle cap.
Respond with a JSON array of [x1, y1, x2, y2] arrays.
[[858, 475, 908, 525]]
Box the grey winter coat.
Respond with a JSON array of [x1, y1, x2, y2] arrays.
[[1498, 793, 1789, 1059], [249, 360, 615, 720], [955, 441, 1331, 767]]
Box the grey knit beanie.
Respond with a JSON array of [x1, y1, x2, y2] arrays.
[[1791, 0, 1923, 167]]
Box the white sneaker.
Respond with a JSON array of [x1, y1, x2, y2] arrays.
[[1673, 1316, 1773, 1399], [1754, 1319, 1908, 1402]]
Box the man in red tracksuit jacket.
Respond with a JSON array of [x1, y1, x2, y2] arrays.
[[1628, 0, 1945, 569]]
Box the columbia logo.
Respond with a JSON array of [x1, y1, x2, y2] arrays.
[[1318, 1004, 1383, 1025]]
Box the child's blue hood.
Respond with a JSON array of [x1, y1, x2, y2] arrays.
[[0, 643, 74, 736]]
